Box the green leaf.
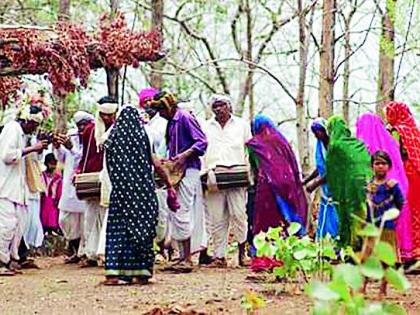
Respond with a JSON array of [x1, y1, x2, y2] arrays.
[[362, 303, 385, 315], [313, 301, 331, 315], [273, 266, 286, 278], [385, 268, 411, 292], [306, 280, 340, 301], [266, 227, 281, 241], [329, 275, 351, 302], [253, 232, 267, 250], [360, 257, 384, 280], [382, 302, 407, 315], [293, 249, 308, 260], [382, 208, 400, 222], [322, 245, 337, 260], [287, 222, 302, 236], [374, 241, 397, 266], [358, 223, 380, 237], [334, 264, 363, 290]]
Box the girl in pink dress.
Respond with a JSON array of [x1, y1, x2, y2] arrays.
[[40, 153, 63, 235]]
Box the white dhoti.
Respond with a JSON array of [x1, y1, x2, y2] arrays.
[[0, 198, 27, 264], [170, 169, 207, 253], [83, 199, 105, 260], [96, 209, 108, 257], [59, 211, 85, 256], [206, 187, 248, 259], [24, 197, 44, 248], [156, 189, 171, 243]]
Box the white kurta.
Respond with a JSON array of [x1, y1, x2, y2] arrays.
[[0, 121, 28, 264], [55, 129, 87, 246], [203, 116, 252, 258]]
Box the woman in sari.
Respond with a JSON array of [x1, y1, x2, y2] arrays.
[[103, 105, 159, 285], [326, 116, 371, 248], [385, 102, 420, 259], [304, 118, 339, 239], [356, 112, 412, 261], [246, 114, 308, 235]]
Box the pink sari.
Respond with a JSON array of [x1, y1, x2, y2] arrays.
[[40, 171, 63, 230], [356, 113, 413, 261]]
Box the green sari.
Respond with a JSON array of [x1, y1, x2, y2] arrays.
[[326, 116, 372, 247]]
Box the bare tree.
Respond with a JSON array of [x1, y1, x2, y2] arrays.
[[376, 0, 396, 116], [150, 0, 164, 89], [106, 0, 120, 101], [318, 0, 337, 118]]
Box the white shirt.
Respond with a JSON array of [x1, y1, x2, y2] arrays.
[[0, 121, 27, 205], [144, 113, 167, 158], [204, 115, 252, 170], [55, 129, 86, 213]]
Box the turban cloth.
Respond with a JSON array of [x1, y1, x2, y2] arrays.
[[209, 94, 231, 106], [16, 105, 44, 124], [138, 87, 159, 109], [149, 91, 178, 110], [73, 111, 94, 124]]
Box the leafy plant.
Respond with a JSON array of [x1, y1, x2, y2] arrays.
[[306, 209, 411, 315], [241, 289, 266, 313]]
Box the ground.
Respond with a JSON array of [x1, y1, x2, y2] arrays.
[[0, 257, 419, 314]]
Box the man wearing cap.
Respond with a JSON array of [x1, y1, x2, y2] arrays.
[[0, 105, 48, 275], [203, 94, 252, 267], [147, 91, 208, 269], [78, 97, 117, 267], [53, 111, 94, 263]]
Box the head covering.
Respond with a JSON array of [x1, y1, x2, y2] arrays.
[[209, 94, 231, 106], [95, 101, 118, 151], [138, 87, 159, 109], [311, 118, 328, 134], [105, 105, 158, 246], [356, 112, 412, 259], [148, 91, 178, 111], [73, 111, 94, 124], [247, 114, 308, 234], [385, 101, 420, 173], [16, 105, 44, 124], [326, 115, 372, 247]]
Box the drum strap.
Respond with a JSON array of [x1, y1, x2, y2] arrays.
[[81, 127, 95, 174]]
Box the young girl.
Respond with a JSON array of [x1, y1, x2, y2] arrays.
[[363, 150, 404, 295], [40, 153, 63, 235]]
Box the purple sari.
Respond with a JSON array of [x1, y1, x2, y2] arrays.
[[247, 114, 308, 234], [356, 112, 412, 260]]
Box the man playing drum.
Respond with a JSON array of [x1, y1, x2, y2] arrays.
[[203, 94, 252, 268]]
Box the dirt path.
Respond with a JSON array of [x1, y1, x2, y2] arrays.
[[0, 257, 419, 314]]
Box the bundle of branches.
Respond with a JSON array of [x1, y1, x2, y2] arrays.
[[0, 11, 164, 101]]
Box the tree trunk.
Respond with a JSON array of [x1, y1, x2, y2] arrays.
[[296, 0, 312, 175], [55, 0, 71, 132], [342, 2, 356, 123], [318, 0, 336, 118], [150, 0, 164, 89], [106, 0, 120, 100], [106, 67, 119, 101], [376, 0, 396, 117]]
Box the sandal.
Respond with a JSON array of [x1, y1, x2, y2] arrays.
[[100, 278, 132, 286], [0, 267, 16, 276]]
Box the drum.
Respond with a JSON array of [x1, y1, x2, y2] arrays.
[[154, 160, 184, 188], [201, 165, 250, 191], [74, 172, 101, 200]]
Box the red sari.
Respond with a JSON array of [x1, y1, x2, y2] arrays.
[[386, 102, 420, 259], [40, 171, 63, 230]]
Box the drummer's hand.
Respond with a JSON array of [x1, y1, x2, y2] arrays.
[[166, 187, 180, 212], [171, 150, 192, 170]]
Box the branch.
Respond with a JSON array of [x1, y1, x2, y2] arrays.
[[230, 2, 244, 56]]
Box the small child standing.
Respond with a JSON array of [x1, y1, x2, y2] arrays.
[[362, 150, 404, 296], [40, 153, 63, 235]]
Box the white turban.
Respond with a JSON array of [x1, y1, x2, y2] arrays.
[[97, 102, 118, 114], [73, 111, 94, 124], [94, 102, 118, 151], [209, 94, 231, 106], [16, 105, 44, 124]]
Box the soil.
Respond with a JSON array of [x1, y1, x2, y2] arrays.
[[0, 257, 419, 315]]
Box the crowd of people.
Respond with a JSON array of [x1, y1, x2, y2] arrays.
[[0, 88, 419, 290]]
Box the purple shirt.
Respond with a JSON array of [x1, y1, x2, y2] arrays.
[[167, 109, 207, 170]]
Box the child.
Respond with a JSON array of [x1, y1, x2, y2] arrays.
[[40, 153, 63, 235], [362, 150, 404, 296]]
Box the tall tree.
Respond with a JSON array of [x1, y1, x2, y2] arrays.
[[150, 0, 164, 89], [318, 0, 337, 118], [56, 0, 71, 132], [106, 0, 120, 101], [376, 0, 396, 116]]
